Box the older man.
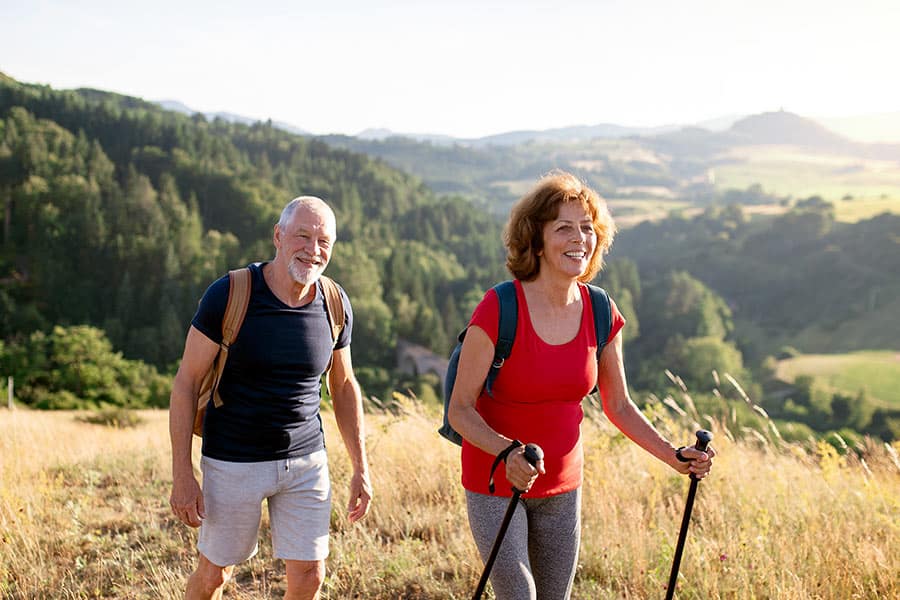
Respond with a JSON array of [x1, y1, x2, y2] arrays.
[[169, 196, 372, 600]]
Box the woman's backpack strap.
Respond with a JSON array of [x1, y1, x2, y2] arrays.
[[484, 280, 518, 397], [586, 283, 612, 359]]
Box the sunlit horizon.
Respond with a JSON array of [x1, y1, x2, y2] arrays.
[[3, 0, 899, 140]]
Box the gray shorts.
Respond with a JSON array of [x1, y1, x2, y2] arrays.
[[198, 450, 332, 566]]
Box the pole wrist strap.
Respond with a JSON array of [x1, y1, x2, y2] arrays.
[[488, 439, 523, 494]]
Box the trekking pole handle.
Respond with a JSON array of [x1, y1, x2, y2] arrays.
[[689, 430, 713, 482], [523, 443, 543, 466], [694, 430, 712, 453], [510, 444, 544, 495]]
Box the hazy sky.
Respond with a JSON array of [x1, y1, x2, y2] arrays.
[[2, 0, 899, 138]]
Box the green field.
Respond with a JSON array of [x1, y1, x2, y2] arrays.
[[607, 197, 695, 228], [775, 350, 900, 408], [712, 145, 900, 221]]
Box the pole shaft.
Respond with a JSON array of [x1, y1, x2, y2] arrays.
[[665, 480, 699, 599], [472, 491, 521, 600], [665, 431, 712, 600]]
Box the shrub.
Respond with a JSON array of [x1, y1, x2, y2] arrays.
[[77, 408, 146, 428], [0, 325, 171, 409]]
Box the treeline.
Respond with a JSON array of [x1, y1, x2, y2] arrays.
[[1, 75, 897, 441], [318, 135, 679, 215], [614, 199, 900, 360], [609, 200, 900, 440], [0, 75, 506, 399]]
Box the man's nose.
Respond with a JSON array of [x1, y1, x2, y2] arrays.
[[300, 236, 318, 253]]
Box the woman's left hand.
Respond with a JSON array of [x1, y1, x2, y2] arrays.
[[675, 444, 716, 479]]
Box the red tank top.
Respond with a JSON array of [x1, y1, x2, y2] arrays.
[[460, 280, 625, 497]]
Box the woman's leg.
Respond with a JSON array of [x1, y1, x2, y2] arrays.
[[526, 488, 581, 600], [466, 490, 537, 600]]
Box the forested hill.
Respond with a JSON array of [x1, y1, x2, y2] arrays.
[[0, 75, 507, 377], [613, 202, 900, 362]]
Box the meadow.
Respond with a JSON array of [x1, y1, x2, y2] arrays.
[[776, 350, 900, 408], [711, 146, 900, 222], [1, 397, 898, 599]]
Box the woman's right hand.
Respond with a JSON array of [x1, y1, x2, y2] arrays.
[[505, 445, 546, 492]]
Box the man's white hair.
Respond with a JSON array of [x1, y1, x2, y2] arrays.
[[277, 196, 335, 231]]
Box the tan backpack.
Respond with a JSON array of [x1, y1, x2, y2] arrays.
[[192, 269, 346, 436]]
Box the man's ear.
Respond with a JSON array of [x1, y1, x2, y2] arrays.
[[273, 224, 282, 249]]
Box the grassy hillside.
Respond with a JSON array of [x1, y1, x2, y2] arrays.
[[711, 145, 900, 219], [0, 75, 509, 374], [323, 113, 900, 233], [1, 402, 898, 599], [776, 351, 900, 408]]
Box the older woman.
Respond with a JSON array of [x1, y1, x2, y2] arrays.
[[448, 170, 714, 599]]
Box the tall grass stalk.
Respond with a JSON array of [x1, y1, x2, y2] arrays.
[[1, 399, 898, 598]]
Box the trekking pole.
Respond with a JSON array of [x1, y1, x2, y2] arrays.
[[472, 443, 543, 600], [665, 429, 713, 600]]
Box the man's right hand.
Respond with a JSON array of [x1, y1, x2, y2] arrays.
[[169, 475, 206, 528]]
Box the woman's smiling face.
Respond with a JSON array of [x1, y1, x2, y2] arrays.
[[538, 201, 597, 280]]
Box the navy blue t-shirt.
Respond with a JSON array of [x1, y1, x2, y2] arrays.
[[191, 262, 352, 462]]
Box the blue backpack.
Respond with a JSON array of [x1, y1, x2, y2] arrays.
[[438, 280, 613, 445]]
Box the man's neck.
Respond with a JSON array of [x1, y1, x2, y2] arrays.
[[262, 262, 317, 308]]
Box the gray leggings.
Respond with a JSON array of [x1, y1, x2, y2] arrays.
[[466, 488, 581, 600]]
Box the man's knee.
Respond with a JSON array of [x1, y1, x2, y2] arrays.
[[285, 559, 325, 592], [190, 555, 234, 595]]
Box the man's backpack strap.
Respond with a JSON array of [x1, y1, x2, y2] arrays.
[[193, 267, 252, 436], [220, 268, 252, 363], [319, 275, 345, 345], [319, 275, 346, 387], [484, 280, 518, 397], [210, 268, 252, 409]]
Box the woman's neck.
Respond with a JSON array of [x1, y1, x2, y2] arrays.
[[523, 274, 581, 308]]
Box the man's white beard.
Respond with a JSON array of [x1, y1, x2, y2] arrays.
[[288, 256, 324, 285]]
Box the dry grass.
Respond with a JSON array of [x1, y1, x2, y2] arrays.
[[1, 397, 898, 599]]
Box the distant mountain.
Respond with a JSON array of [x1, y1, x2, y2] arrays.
[[357, 122, 687, 147], [155, 99, 309, 135], [156, 99, 195, 114], [694, 113, 746, 132], [646, 110, 890, 158], [728, 110, 853, 149], [359, 111, 900, 153], [356, 128, 457, 144], [466, 123, 683, 146]]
